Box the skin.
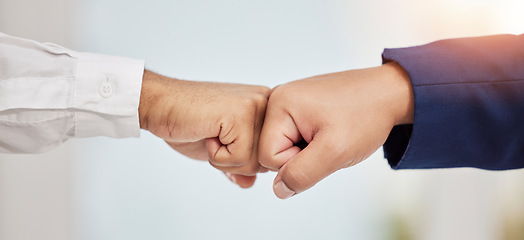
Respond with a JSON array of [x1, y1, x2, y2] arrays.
[[138, 70, 270, 188], [258, 62, 415, 199]]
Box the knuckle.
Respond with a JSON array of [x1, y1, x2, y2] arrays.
[[253, 92, 269, 106], [268, 85, 294, 105], [269, 85, 285, 99], [237, 98, 258, 116], [257, 86, 271, 96]]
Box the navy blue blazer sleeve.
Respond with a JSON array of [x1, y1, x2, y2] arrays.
[[382, 34, 524, 170]]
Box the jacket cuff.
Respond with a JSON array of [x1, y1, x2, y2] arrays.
[[381, 34, 524, 170]]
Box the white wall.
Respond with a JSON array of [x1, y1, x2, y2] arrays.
[[1, 0, 524, 240], [0, 1, 74, 240]]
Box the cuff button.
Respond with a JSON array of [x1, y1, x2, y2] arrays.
[[99, 82, 113, 98]]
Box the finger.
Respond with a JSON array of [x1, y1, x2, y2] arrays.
[[272, 131, 344, 199], [206, 137, 249, 168], [207, 118, 262, 175], [258, 107, 302, 171], [210, 160, 260, 176], [205, 137, 233, 166], [206, 117, 255, 167], [224, 172, 256, 188], [226, 173, 257, 188], [225, 172, 237, 184], [230, 174, 257, 188]]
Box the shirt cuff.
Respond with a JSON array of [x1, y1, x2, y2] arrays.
[[73, 52, 145, 138]]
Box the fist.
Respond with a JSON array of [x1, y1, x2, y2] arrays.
[[139, 70, 271, 188], [258, 63, 414, 198]]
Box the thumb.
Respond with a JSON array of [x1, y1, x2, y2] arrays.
[[273, 131, 344, 199]]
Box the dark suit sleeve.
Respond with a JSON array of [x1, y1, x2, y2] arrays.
[[382, 34, 524, 170]]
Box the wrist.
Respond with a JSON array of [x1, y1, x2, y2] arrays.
[[139, 70, 165, 131], [382, 62, 414, 125]]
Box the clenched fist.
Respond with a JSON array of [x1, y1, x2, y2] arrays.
[[139, 70, 270, 188], [259, 62, 414, 198]]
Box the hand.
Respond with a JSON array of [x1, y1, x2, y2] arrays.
[[139, 70, 270, 188], [258, 62, 414, 198]]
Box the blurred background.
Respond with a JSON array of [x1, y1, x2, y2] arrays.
[[1, 0, 524, 239]]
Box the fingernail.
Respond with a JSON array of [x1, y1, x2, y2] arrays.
[[225, 172, 237, 184], [274, 181, 295, 199]]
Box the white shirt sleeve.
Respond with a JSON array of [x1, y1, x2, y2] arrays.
[[0, 32, 145, 153]]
